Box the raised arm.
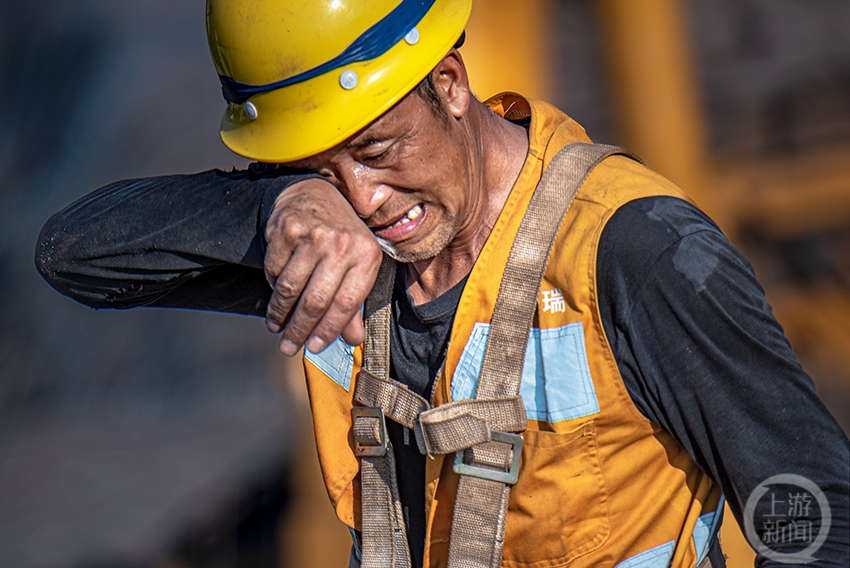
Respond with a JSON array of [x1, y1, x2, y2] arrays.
[[35, 164, 383, 351]]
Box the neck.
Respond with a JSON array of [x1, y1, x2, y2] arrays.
[[407, 101, 529, 305]]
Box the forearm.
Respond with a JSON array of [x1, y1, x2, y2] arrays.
[[36, 165, 318, 316]]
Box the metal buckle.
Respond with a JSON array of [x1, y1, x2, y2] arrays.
[[351, 407, 388, 457], [452, 431, 523, 485]]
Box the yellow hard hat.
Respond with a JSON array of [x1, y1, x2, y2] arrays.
[[206, 0, 473, 163]]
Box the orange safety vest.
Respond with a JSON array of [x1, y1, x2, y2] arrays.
[[303, 94, 724, 567]]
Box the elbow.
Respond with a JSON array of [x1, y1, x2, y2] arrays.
[[35, 208, 165, 310], [35, 211, 71, 287], [35, 210, 101, 307]]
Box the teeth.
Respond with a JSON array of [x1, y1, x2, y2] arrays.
[[389, 205, 423, 229], [407, 204, 422, 220]]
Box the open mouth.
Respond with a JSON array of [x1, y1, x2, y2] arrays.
[[387, 204, 422, 229], [373, 204, 425, 242]]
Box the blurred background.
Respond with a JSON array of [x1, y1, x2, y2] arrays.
[[1, 1, 848, 567]]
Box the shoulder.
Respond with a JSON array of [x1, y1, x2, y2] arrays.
[[576, 152, 690, 211], [597, 196, 764, 331], [599, 196, 729, 282], [549, 151, 695, 269]]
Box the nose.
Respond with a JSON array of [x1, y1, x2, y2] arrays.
[[335, 164, 389, 220]]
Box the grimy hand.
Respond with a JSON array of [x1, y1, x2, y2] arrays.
[[264, 177, 382, 356]]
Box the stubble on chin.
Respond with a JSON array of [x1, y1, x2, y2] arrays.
[[375, 216, 456, 263]]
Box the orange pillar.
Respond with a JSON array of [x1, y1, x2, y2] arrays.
[[597, 4, 749, 564], [595, 0, 718, 220], [461, 0, 552, 101]]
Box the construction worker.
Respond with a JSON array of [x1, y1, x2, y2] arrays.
[[36, 1, 848, 567]]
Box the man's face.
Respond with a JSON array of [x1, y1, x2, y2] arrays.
[[286, 87, 482, 263]]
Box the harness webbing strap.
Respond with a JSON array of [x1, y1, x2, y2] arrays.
[[447, 143, 640, 568], [477, 143, 640, 399], [355, 255, 412, 568], [362, 254, 396, 380], [352, 143, 640, 567], [417, 396, 526, 456], [359, 447, 412, 568], [355, 370, 430, 431]]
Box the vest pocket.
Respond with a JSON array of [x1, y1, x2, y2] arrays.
[[503, 421, 610, 567]]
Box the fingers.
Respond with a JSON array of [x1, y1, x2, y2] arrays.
[[263, 234, 294, 291], [263, 192, 299, 290], [340, 311, 365, 347], [272, 243, 380, 356], [301, 263, 376, 353], [264, 245, 317, 334], [262, 177, 383, 355], [263, 178, 348, 334]]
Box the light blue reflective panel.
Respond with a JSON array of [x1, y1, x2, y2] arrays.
[[451, 322, 490, 401], [451, 322, 600, 422], [536, 324, 600, 421], [304, 337, 355, 391], [348, 527, 362, 563], [692, 495, 725, 566], [614, 540, 675, 568]]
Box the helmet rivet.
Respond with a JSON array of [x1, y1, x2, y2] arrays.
[[244, 101, 258, 120], [339, 70, 359, 90], [404, 27, 420, 45]]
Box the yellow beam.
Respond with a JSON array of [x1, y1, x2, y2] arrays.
[[715, 144, 850, 237]]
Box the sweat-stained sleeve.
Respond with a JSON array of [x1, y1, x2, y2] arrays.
[[596, 196, 850, 567], [35, 163, 321, 316]]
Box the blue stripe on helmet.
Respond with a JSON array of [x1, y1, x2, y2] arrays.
[[219, 0, 436, 104]]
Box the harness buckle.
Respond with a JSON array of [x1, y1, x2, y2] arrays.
[[452, 431, 523, 485], [351, 407, 388, 457]]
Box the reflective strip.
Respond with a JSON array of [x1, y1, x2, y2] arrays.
[[615, 540, 675, 568], [219, 0, 436, 103], [305, 337, 355, 391], [349, 527, 363, 564], [451, 322, 600, 422], [693, 496, 725, 566]]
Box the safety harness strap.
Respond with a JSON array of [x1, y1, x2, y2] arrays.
[[417, 397, 526, 456], [362, 254, 395, 379], [446, 143, 641, 568], [355, 370, 430, 431], [353, 255, 412, 568], [353, 143, 640, 567]]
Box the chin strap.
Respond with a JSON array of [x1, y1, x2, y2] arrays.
[[352, 143, 642, 567]]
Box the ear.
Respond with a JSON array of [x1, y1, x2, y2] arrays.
[[432, 50, 470, 119]]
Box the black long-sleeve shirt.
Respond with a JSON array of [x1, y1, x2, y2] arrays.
[[36, 166, 849, 567]]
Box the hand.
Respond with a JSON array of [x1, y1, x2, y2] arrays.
[[263, 177, 382, 356]]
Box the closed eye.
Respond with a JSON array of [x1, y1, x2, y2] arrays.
[[359, 141, 396, 165]]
